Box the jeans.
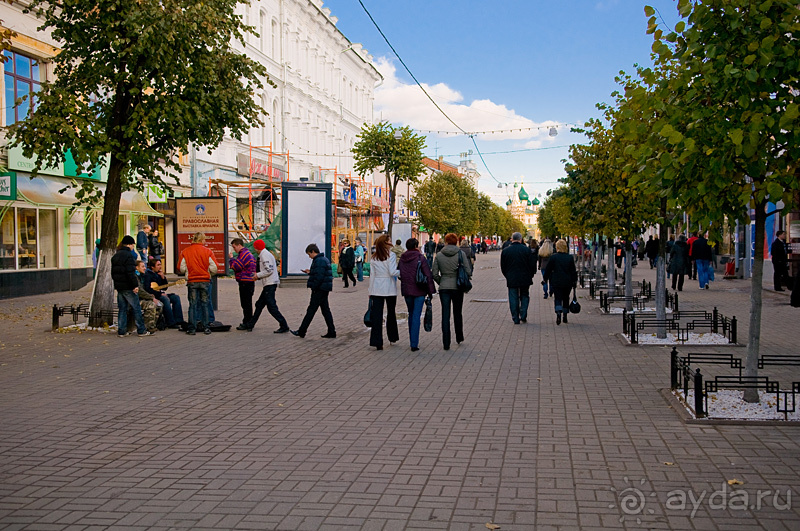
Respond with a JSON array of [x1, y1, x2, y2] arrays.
[[356, 261, 364, 282], [404, 295, 425, 349], [157, 293, 183, 326], [552, 286, 571, 315], [207, 281, 215, 322], [508, 286, 530, 323], [187, 282, 210, 332], [369, 296, 399, 348], [237, 280, 255, 324], [117, 290, 146, 335], [248, 284, 288, 330], [298, 289, 335, 335], [696, 259, 711, 288], [438, 289, 464, 349], [542, 279, 550, 297]]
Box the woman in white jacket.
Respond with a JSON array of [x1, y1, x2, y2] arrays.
[[368, 234, 400, 350]]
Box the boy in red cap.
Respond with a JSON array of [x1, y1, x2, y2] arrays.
[[242, 239, 290, 333]]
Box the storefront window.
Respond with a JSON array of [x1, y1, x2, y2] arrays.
[[0, 209, 15, 270], [85, 211, 100, 266], [17, 208, 37, 268], [39, 209, 57, 268]]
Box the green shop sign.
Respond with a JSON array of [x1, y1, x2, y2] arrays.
[[0, 172, 16, 201], [7, 145, 108, 181]]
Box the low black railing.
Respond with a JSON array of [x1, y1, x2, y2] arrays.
[[52, 303, 116, 331], [589, 278, 650, 299], [671, 348, 800, 420], [601, 288, 678, 313], [624, 306, 736, 344]]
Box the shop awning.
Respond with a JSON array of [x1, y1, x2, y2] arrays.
[[16, 175, 161, 216]]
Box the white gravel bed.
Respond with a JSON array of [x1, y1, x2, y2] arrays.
[[607, 307, 673, 314], [676, 389, 800, 421], [55, 322, 117, 334], [624, 332, 732, 345]]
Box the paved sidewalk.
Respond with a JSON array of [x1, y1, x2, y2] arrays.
[[1, 254, 799, 530]]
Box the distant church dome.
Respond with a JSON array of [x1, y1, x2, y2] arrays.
[[532, 197, 540, 206], [518, 185, 529, 201]]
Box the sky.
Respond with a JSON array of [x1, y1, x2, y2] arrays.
[[321, 0, 683, 206]]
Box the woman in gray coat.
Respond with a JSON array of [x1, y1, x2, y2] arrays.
[[432, 233, 473, 350]]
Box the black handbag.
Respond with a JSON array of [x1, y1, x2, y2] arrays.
[[363, 298, 373, 327], [456, 251, 472, 293], [423, 295, 433, 332], [569, 287, 581, 314], [415, 257, 428, 289]]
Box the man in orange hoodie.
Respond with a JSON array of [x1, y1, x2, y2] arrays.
[[179, 232, 219, 335]]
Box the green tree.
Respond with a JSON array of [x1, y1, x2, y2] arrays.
[[407, 171, 479, 236], [353, 122, 426, 236], [10, 0, 269, 325], [644, 0, 800, 400]]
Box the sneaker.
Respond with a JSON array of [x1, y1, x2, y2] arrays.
[[705, 284, 709, 289], [138, 331, 154, 337], [274, 327, 290, 334], [411, 347, 420, 352], [118, 332, 131, 337], [187, 330, 196, 335], [204, 328, 212, 335]]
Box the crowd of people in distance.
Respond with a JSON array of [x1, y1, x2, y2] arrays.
[[109, 225, 797, 342]]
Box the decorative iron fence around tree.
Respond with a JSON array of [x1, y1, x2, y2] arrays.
[[588, 278, 651, 299], [671, 348, 800, 420], [52, 303, 116, 331], [600, 288, 677, 314], [623, 307, 737, 344]]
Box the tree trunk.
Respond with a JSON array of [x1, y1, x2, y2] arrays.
[[743, 199, 766, 403], [595, 234, 602, 282], [607, 236, 615, 291], [89, 156, 125, 327], [656, 201, 668, 338], [625, 246, 634, 312], [386, 168, 395, 237]]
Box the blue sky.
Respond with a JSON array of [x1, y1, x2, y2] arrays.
[[322, 0, 682, 205]]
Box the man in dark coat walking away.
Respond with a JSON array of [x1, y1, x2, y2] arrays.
[[500, 232, 538, 324], [292, 243, 336, 339], [771, 230, 790, 291], [645, 235, 659, 269]]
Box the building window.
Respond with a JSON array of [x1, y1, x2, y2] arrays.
[[260, 11, 267, 52], [271, 20, 278, 58], [0, 208, 16, 270], [4, 50, 41, 126]]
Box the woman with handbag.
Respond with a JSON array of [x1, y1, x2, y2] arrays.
[[432, 233, 472, 350], [368, 234, 400, 351], [543, 239, 578, 325], [399, 237, 436, 352], [538, 239, 554, 299]]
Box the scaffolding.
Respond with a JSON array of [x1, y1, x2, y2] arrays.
[[208, 144, 288, 242], [328, 168, 389, 264]]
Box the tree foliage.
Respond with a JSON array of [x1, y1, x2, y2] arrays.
[[352, 122, 426, 236], [9, 0, 271, 324]]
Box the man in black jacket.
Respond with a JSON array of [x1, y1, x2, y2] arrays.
[[500, 232, 537, 324], [291, 243, 336, 339], [110, 235, 151, 337], [771, 230, 790, 291]]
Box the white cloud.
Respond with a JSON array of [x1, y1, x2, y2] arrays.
[[373, 58, 560, 142]]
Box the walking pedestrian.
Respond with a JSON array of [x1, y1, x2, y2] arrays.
[[179, 232, 218, 335], [230, 238, 257, 329], [368, 234, 400, 350], [354, 238, 365, 282], [692, 233, 713, 289], [543, 239, 577, 325], [432, 233, 472, 350], [391, 239, 404, 261], [771, 230, 790, 291], [291, 243, 336, 339], [645, 235, 659, 269], [538, 239, 553, 299], [460, 238, 476, 268], [339, 239, 357, 288], [111, 235, 151, 337], [244, 239, 290, 333], [669, 235, 690, 291], [500, 232, 537, 324], [399, 237, 436, 352]]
